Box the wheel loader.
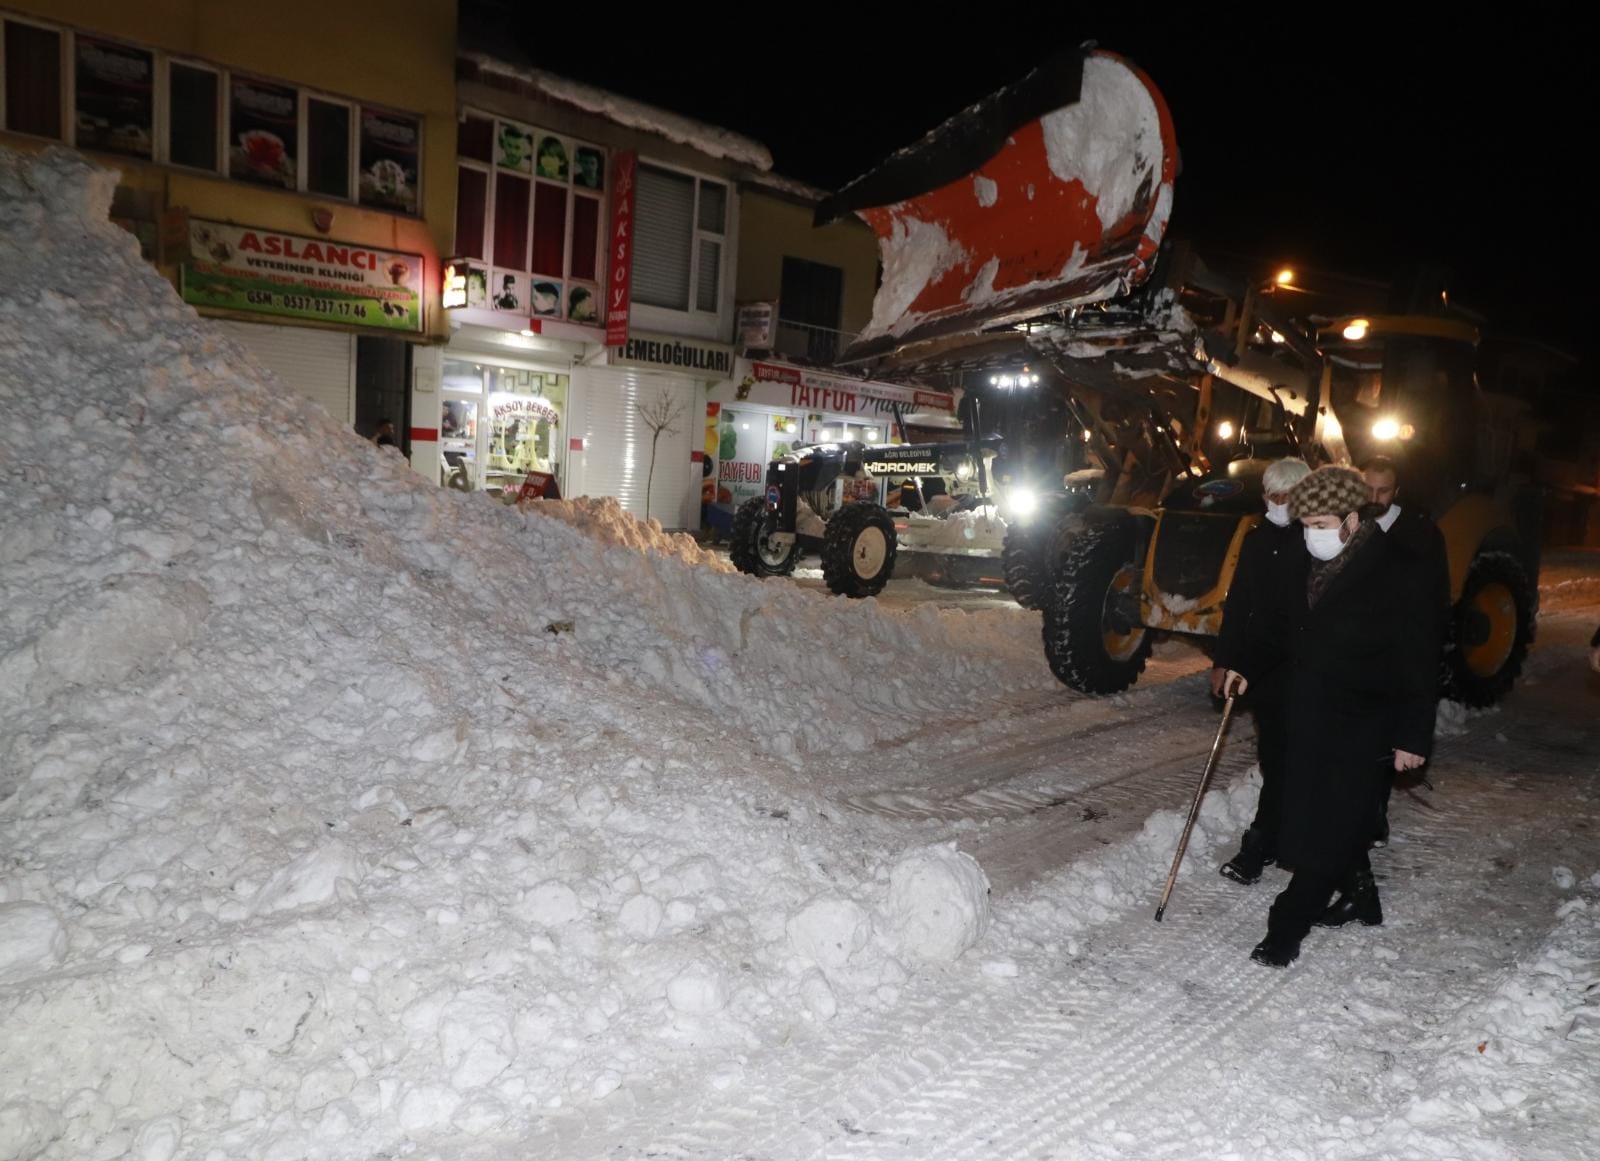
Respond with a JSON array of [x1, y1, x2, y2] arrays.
[[811, 43, 1541, 706]]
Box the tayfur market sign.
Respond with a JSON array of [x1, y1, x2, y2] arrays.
[[610, 333, 734, 376]]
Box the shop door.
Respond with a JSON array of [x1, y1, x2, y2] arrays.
[[572, 367, 698, 528], [215, 321, 355, 426], [354, 337, 412, 452]]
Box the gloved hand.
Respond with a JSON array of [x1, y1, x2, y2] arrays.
[[1394, 749, 1426, 772]]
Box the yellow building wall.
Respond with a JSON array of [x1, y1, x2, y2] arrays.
[[1, 0, 458, 341], [736, 189, 880, 337]]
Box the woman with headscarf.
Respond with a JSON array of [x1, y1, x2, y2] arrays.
[[1222, 465, 1442, 967]]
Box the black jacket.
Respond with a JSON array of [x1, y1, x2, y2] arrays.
[[1382, 506, 1452, 640], [1238, 525, 1443, 871], [1214, 518, 1301, 704]]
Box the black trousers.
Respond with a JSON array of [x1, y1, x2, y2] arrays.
[[1268, 851, 1371, 942], [1249, 699, 1290, 852]]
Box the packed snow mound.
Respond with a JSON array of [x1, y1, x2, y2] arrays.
[[0, 146, 1016, 1160], [528, 495, 732, 572], [884, 843, 992, 961]]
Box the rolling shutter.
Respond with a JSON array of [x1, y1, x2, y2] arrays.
[[571, 367, 698, 529], [214, 321, 355, 426], [632, 166, 694, 311]]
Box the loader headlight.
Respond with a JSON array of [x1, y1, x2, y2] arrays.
[[956, 461, 973, 480], [1371, 417, 1401, 441], [1009, 485, 1039, 519]]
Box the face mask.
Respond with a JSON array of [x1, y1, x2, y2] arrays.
[[1265, 500, 1291, 527], [1304, 525, 1347, 561]]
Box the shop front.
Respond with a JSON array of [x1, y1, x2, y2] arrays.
[[178, 217, 428, 441], [437, 353, 572, 497], [703, 359, 955, 528]]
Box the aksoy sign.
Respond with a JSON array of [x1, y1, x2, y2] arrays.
[[606, 151, 636, 348]]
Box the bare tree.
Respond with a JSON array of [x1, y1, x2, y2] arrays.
[[637, 389, 685, 522]]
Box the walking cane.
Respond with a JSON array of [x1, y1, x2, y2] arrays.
[[1154, 692, 1237, 922]]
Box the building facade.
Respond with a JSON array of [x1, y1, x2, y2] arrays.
[[1, 1, 458, 448]]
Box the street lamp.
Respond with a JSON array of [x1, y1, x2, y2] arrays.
[[1342, 318, 1370, 341], [1274, 267, 1295, 287]]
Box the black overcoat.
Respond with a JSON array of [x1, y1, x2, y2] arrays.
[[1239, 525, 1441, 872]]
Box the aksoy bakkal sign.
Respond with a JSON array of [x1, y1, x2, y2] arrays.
[[180, 220, 423, 333]]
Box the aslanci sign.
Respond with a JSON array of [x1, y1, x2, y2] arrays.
[[180, 220, 423, 333]]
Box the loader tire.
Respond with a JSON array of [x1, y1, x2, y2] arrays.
[[822, 502, 897, 598], [729, 496, 798, 577], [1442, 551, 1535, 707], [1042, 518, 1152, 694], [1003, 510, 1085, 610]]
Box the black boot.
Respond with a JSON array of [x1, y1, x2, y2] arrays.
[[1316, 868, 1383, 928], [1250, 931, 1301, 968], [1220, 827, 1275, 886]]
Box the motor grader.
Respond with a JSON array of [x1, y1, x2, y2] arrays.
[[810, 43, 1541, 706]]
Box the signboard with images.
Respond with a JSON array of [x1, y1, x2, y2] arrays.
[[74, 36, 154, 159], [358, 108, 422, 215], [229, 77, 298, 189], [180, 220, 423, 333], [736, 301, 776, 350]]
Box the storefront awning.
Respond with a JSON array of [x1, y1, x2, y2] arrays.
[[730, 358, 954, 416]]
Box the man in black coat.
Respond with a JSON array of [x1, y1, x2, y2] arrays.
[[1224, 466, 1443, 968], [1363, 455, 1452, 844], [1211, 457, 1311, 884]]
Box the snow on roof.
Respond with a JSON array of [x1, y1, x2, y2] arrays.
[[464, 52, 774, 172]]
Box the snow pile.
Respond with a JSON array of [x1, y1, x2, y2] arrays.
[[526, 495, 733, 573], [465, 53, 773, 171], [900, 505, 1005, 553], [0, 146, 1035, 1159]]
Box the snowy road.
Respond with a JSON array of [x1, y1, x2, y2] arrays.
[[495, 564, 1600, 1161]]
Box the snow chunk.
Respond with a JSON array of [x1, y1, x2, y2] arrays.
[[251, 840, 367, 915], [521, 879, 583, 926], [0, 902, 67, 981], [31, 575, 209, 695], [1552, 866, 1575, 890], [1041, 55, 1163, 232], [667, 962, 729, 1014], [786, 895, 872, 970], [618, 894, 664, 941], [882, 843, 991, 962], [973, 175, 999, 207]]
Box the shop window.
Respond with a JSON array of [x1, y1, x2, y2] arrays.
[[571, 196, 600, 281], [306, 97, 352, 199], [484, 367, 567, 495], [455, 166, 488, 260], [459, 114, 493, 163], [493, 172, 530, 269], [635, 164, 725, 315], [168, 62, 218, 171], [228, 76, 298, 189], [358, 108, 421, 215], [3, 19, 63, 139], [459, 110, 606, 325], [531, 182, 567, 276], [74, 35, 153, 159]]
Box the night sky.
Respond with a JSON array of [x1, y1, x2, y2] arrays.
[[497, 11, 1591, 357]]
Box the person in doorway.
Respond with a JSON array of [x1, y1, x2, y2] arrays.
[[1222, 466, 1442, 968], [371, 418, 399, 450], [1362, 455, 1450, 845], [1211, 456, 1312, 885]]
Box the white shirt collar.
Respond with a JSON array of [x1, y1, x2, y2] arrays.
[[1376, 504, 1402, 533]]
